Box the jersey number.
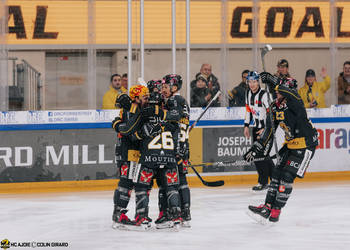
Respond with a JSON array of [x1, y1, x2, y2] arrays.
[[148, 131, 174, 150], [179, 123, 190, 142]]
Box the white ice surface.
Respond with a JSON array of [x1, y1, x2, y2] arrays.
[[1, 183, 350, 250]]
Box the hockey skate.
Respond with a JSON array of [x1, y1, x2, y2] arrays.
[[181, 208, 191, 228], [112, 209, 135, 230], [156, 208, 182, 231], [269, 208, 281, 222], [246, 204, 271, 225], [155, 211, 173, 229]]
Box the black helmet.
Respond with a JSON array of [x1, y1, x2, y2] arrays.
[[147, 79, 162, 93], [162, 74, 183, 91], [115, 93, 132, 110], [279, 77, 298, 89]]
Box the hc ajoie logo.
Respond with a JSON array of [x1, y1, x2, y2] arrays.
[[166, 169, 178, 185], [1, 239, 10, 249], [140, 169, 153, 184]]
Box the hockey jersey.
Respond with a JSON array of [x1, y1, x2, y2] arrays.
[[244, 87, 270, 129], [259, 84, 319, 150]]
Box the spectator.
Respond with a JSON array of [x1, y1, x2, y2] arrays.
[[228, 69, 249, 107], [121, 73, 128, 90], [338, 61, 350, 104], [298, 67, 330, 108], [191, 64, 221, 107], [190, 74, 211, 107], [275, 59, 291, 79], [102, 74, 127, 109]]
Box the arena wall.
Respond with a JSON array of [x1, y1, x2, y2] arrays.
[[0, 106, 349, 193]]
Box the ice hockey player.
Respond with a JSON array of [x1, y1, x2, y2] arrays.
[[111, 85, 151, 230], [243, 71, 274, 191], [244, 72, 318, 223], [132, 93, 183, 229], [111, 93, 135, 228], [157, 74, 191, 227]]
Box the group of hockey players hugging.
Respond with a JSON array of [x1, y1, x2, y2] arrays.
[[111, 69, 319, 229], [111, 74, 191, 230]]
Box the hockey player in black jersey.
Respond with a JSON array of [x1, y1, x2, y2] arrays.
[[133, 98, 183, 229], [245, 73, 319, 223], [111, 92, 136, 228], [111, 85, 152, 230], [142, 74, 191, 228], [162, 74, 191, 227]]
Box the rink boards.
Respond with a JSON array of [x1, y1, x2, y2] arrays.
[[0, 106, 350, 192]]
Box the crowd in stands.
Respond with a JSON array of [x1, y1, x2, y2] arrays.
[[102, 60, 350, 109]]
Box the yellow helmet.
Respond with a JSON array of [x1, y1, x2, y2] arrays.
[[129, 85, 149, 100]]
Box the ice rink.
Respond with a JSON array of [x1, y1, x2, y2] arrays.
[[1, 182, 350, 250]]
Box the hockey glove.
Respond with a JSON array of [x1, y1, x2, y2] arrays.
[[243, 141, 264, 163], [260, 72, 279, 86], [142, 105, 164, 120]]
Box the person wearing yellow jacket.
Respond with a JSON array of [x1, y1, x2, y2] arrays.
[[102, 74, 127, 109], [298, 67, 330, 108]]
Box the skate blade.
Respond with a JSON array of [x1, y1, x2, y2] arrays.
[[246, 210, 269, 225], [113, 222, 152, 231], [181, 221, 191, 228], [156, 221, 181, 232], [155, 221, 174, 229]]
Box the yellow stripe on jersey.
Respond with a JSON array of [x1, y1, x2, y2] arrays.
[[285, 137, 307, 149]]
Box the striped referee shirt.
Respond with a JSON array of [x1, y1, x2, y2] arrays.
[[244, 87, 270, 129]]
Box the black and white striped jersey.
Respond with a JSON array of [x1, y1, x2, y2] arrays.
[[244, 87, 270, 129]]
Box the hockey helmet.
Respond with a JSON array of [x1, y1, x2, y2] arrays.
[[246, 71, 260, 81], [147, 79, 162, 92], [162, 74, 183, 91], [115, 93, 132, 110], [129, 85, 150, 100]]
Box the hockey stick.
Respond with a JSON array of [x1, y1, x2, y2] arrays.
[[188, 90, 224, 187], [260, 44, 280, 164], [190, 165, 225, 187], [189, 90, 221, 132]]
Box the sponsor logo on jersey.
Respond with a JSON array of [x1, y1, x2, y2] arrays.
[[144, 155, 176, 164], [287, 160, 299, 169]]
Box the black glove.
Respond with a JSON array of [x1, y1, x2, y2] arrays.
[[142, 105, 164, 120], [260, 72, 279, 85], [243, 141, 264, 163]]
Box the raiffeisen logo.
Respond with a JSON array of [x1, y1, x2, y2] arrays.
[[317, 128, 350, 154]]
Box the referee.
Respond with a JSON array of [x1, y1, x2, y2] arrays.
[[243, 71, 274, 191]]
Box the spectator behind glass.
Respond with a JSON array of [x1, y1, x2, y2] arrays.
[[228, 69, 249, 107], [121, 73, 128, 90], [191, 64, 221, 107], [275, 59, 291, 79], [338, 61, 350, 104], [298, 67, 330, 108], [102, 73, 127, 109], [190, 74, 211, 107]]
